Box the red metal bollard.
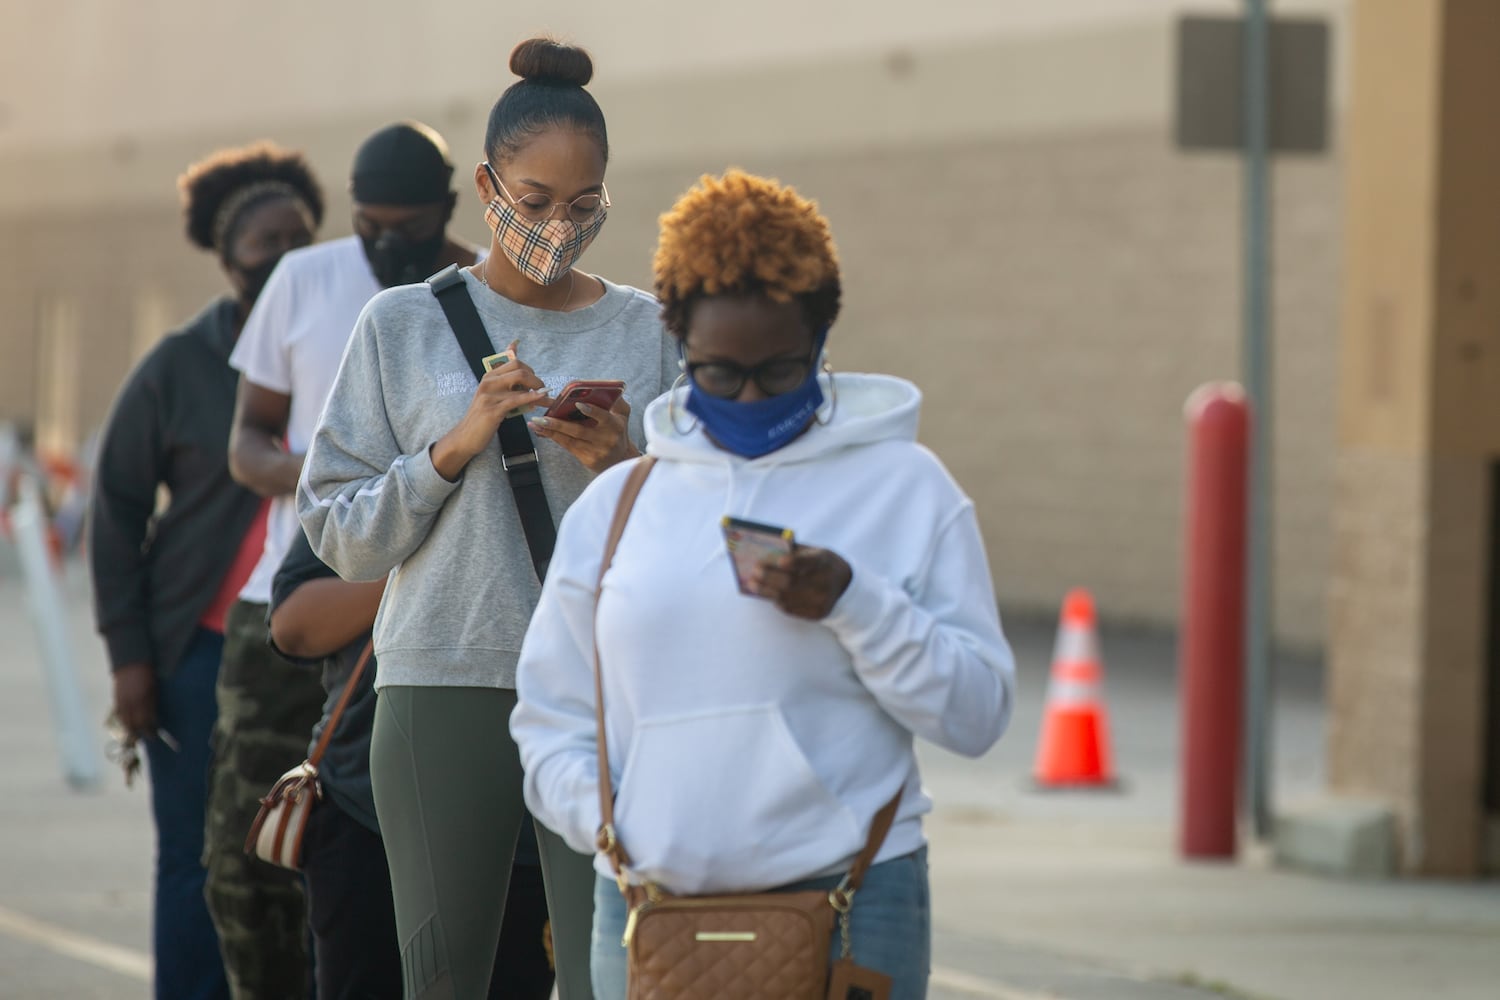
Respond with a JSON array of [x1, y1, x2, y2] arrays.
[[1179, 383, 1250, 859]]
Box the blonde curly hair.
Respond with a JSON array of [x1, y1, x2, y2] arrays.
[[653, 169, 841, 338]]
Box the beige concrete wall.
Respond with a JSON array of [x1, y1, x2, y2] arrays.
[[0, 2, 1348, 647], [1325, 0, 1439, 863], [1329, 0, 1500, 875], [0, 0, 1349, 161]]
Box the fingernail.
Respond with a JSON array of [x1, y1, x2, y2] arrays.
[[532, 417, 552, 428]]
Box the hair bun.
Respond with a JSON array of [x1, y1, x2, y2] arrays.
[[510, 37, 593, 87]]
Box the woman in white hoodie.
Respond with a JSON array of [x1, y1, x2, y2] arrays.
[[510, 170, 1016, 998]]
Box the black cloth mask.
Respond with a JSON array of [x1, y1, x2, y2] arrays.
[[233, 255, 282, 308], [362, 229, 445, 288]]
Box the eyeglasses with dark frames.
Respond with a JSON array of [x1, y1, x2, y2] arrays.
[[681, 349, 817, 399]]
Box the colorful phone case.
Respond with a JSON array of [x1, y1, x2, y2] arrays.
[[721, 516, 795, 596]]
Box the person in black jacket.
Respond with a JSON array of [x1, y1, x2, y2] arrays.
[[88, 142, 323, 1000], [268, 531, 556, 1000]]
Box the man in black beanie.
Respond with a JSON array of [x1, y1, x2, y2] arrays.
[[349, 121, 469, 287], [207, 121, 482, 999]]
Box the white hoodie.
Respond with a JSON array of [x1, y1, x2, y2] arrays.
[[511, 373, 1015, 895]]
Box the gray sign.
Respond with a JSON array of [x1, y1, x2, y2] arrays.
[[1175, 15, 1330, 155]]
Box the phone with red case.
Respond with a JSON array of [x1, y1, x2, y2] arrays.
[[545, 379, 625, 421]]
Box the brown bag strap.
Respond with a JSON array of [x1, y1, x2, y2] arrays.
[[589, 455, 904, 895], [843, 792, 902, 896], [307, 639, 374, 768], [593, 457, 658, 878]]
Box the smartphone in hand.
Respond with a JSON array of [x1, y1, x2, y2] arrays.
[[545, 380, 625, 422], [721, 515, 795, 597]]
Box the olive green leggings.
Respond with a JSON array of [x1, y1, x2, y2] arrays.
[[371, 686, 596, 1000]]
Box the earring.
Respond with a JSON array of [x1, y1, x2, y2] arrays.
[[814, 359, 838, 426], [667, 373, 699, 434]]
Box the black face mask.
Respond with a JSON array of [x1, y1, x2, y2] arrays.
[[232, 255, 282, 308], [362, 229, 446, 288]]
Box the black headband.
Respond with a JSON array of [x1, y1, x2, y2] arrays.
[[213, 181, 305, 253]]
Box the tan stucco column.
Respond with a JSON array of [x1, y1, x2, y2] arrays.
[[1329, 0, 1500, 876]]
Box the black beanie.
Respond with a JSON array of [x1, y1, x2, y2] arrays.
[[350, 121, 454, 205]]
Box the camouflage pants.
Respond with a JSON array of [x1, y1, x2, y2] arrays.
[[203, 599, 326, 1000]]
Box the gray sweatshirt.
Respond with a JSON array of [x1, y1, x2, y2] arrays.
[[297, 270, 677, 689]]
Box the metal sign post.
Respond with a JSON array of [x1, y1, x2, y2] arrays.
[[1241, 0, 1275, 842]]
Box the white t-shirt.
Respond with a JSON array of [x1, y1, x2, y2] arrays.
[[229, 236, 381, 605]]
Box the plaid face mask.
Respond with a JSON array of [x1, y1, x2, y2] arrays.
[[484, 196, 607, 286]]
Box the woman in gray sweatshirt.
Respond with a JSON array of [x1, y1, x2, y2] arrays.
[[297, 38, 676, 1000]]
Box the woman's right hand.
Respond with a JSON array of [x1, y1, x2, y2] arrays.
[[112, 662, 157, 741], [430, 342, 551, 481]]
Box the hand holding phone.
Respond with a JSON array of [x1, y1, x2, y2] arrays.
[[545, 380, 626, 422], [721, 516, 796, 597]]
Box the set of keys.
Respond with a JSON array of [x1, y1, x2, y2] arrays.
[[103, 713, 179, 787]]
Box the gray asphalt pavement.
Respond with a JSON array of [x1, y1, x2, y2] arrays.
[[6, 557, 1495, 1000]]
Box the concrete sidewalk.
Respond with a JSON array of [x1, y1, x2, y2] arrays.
[[919, 616, 1500, 1000], [928, 814, 1500, 1000], [1, 560, 1497, 999]]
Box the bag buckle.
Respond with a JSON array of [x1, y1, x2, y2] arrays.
[[502, 450, 538, 471]]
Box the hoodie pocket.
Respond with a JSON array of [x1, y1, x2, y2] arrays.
[[612, 703, 863, 893]]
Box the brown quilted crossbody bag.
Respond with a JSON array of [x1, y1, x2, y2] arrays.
[[590, 457, 901, 1000]]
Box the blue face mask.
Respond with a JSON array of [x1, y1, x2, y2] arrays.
[[684, 335, 826, 459]]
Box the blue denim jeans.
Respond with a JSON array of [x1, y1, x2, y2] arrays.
[[591, 847, 930, 1000], [143, 627, 231, 1000]]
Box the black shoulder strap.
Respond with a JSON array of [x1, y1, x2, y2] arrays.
[[427, 264, 555, 581]]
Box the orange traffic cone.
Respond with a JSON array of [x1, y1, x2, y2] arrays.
[[1032, 588, 1115, 787]]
